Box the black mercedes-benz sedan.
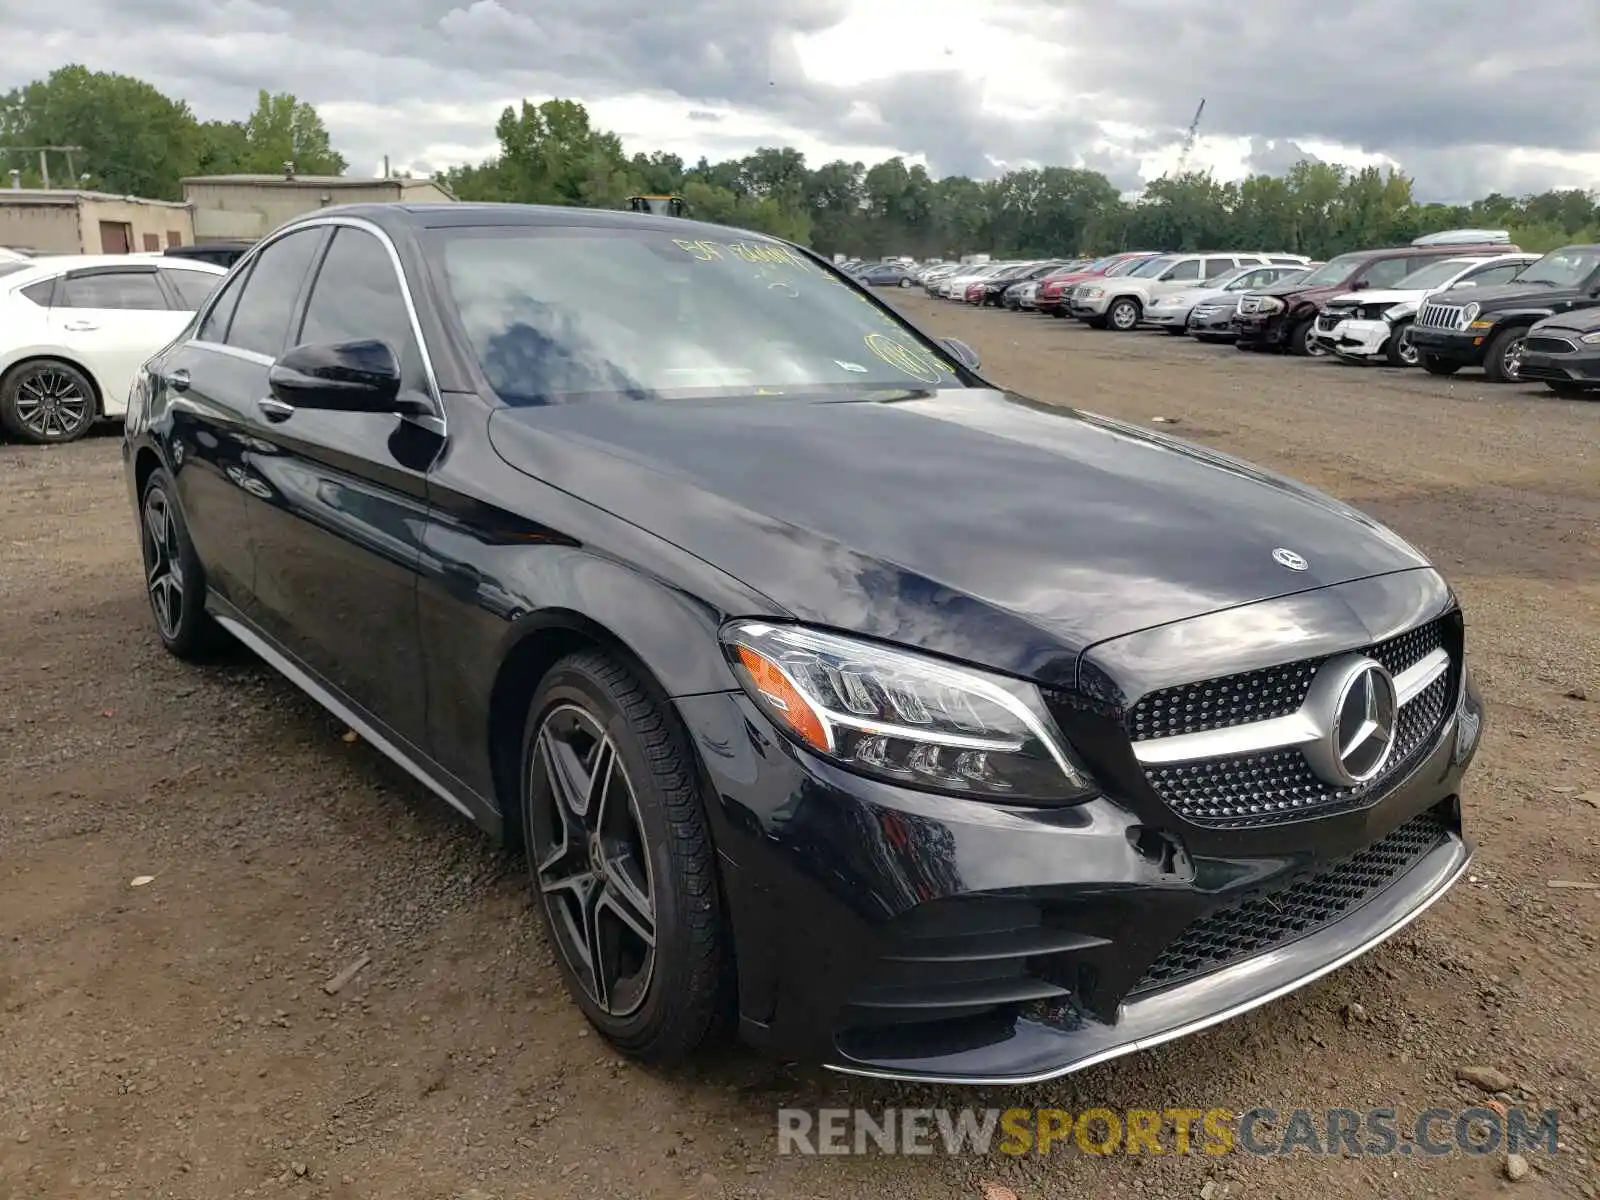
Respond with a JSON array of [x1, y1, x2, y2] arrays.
[[123, 202, 1484, 1084]]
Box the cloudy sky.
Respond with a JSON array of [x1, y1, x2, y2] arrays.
[[3, 0, 1596, 201]]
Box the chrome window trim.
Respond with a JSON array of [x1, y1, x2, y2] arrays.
[[186, 214, 446, 432], [1132, 646, 1450, 766]]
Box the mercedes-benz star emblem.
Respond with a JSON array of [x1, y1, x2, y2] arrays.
[[1272, 547, 1309, 571], [1301, 656, 1398, 788]]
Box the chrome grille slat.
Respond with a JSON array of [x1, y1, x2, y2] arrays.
[[1128, 619, 1455, 829], [1417, 300, 1468, 331]]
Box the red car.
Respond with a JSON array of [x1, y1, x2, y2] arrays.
[[1034, 252, 1161, 317]]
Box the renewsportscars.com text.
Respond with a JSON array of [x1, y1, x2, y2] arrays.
[[776, 1106, 1560, 1158]]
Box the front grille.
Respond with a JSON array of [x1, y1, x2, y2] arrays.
[[1316, 311, 1345, 333], [1525, 335, 1575, 354], [1129, 619, 1443, 742], [1128, 811, 1450, 996], [1417, 300, 1468, 331], [1131, 620, 1453, 828]]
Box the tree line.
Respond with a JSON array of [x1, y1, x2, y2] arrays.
[[0, 66, 346, 200], [6, 67, 1598, 260]]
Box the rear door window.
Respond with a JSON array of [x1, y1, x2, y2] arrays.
[[1163, 259, 1202, 281], [59, 270, 169, 310]]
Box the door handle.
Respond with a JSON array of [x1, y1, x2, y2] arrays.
[[62, 320, 99, 331], [166, 368, 190, 393], [257, 397, 295, 423]]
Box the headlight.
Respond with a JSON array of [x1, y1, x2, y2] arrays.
[[1384, 303, 1416, 322], [1461, 302, 1480, 324], [1581, 331, 1600, 344], [722, 621, 1095, 802], [1257, 296, 1285, 313], [1084, 286, 1104, 299]]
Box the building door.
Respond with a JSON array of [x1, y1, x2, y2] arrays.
[[98, 221, 132, 254], [142, 233, 161, 251]]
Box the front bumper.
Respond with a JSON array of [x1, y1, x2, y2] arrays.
[[680, 582, 1484, 1084], [1408, 326, 1487, 367], [1146, 304, 1194, 328], [1231, 310, 1288, 345], [1187, 305, 1237, 335], [1324, 318, 1391, 360]]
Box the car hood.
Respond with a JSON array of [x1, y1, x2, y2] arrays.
[[1325, 288, 1428, 308], [486, 389, 1429, 686], [1429, 281, 1579, 310], [1533, 307, 1600, 334]]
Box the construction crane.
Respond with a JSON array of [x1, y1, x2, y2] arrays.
[[1173, 99, 1206, 175]]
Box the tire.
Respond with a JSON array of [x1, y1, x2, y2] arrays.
[[1049, 307, 1066, 318], [1288, 316, 1322, 357], [1384, 320, 1419, 368], [898, 278, 912, 288], [139, 468, 227, 660], [0, 358, 97, 444], [1482, 326, 1527, 384], [1420, 353, 1461, 376], [1107, 298, 1141, 331], [521, 651, 724, 1062]]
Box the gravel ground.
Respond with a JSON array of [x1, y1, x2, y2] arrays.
[[1, 294, 1597, 1200]]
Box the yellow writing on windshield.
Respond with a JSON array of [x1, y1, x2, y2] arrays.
[[863, 333, 950, 386], [672, 238, 813, 272]]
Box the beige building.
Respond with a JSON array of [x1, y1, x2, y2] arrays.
[[0, 188, 196, 255], [182, 173, 456, 242]]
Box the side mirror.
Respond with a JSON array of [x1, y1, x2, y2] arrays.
[[267, 340, 418, 415], [940, 337, 980, 372], [1349, 279, 1370, 291]]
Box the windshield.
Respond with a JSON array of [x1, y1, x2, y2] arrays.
[[429, 225, 970, 403], [0, 262, 29, 280], [1516, 246, 1600, 287], [1106, 256, 1152, 277], [1129, 255, 1174, 278], [1392, 258, 1477, 290], [1293, 254, 1365, 288]]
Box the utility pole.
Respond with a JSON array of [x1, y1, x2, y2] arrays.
[[0, 145, 86, 189]]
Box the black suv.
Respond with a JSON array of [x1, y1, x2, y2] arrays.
[[1409, 245, 1600, 382]]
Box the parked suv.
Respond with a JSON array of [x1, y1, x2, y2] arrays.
[[1407, 244, 1600, 382], [1034, 252, 1159, 317], [1314, 254, 1536, 367], [1232, 233, 1521, 356], [1071, 252, 1308, 330]]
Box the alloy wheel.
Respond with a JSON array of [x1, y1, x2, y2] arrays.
[[530, 704, 657, 1017], [1503, 337, 1525, 380], [1110, 300, 1139, 330], [14, 367, 90, 440], [141, 490, 185, 641]]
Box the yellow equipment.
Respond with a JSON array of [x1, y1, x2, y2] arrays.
[[628, 194, 688, 217]]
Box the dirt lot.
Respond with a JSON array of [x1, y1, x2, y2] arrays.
[[2, 294, 1597, 1200]]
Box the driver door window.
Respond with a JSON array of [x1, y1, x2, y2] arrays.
[[1162, 259, 1202, 282], [297, 227, 428, 392], [225, 228, 326, 358]]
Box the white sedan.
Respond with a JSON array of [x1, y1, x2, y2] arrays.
[[0, 254, 227, 443]]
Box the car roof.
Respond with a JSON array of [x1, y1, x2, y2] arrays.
[[299, 201, 797, 248], [6, 253, 225, 278]]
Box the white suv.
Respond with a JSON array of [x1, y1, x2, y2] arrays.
[[1314, 253, 1536, 367], [1069, 252, 1309, 330]]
